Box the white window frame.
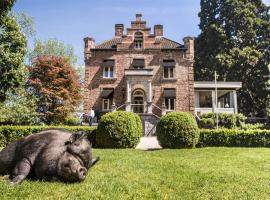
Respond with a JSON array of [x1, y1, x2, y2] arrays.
[[165, 98, 176, 111], [103, 66, 114, 78], [135, 40, 143, 49], [163, 67, 174, 79], [102, 99, 112, 111]]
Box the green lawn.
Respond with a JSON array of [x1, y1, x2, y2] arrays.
[[1, 148, 270, 199]]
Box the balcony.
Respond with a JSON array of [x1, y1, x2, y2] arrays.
[[124, 69, 153, 76]]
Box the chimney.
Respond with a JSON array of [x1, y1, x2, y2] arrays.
[[183, 36, 194, 60], [115, 24, 124, 37], [136, 14, 142, 21], [154, 25, 163, 37], [84, 37, 95, 60]]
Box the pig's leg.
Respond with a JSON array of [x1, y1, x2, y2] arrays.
[[90, 156, 100, 168], [10, 158, 31, 185]]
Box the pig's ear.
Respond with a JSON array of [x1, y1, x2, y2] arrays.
[[68, 131, 86, 143]]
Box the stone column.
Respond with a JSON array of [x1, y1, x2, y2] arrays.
[[233, 90, 238, 113], [147, 80, 152, 113], [126, 80, 131, 112]]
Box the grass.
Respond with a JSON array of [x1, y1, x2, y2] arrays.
[[1, 148, 270, 199]]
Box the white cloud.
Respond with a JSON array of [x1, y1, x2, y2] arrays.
[[263, 0, 270, 6]]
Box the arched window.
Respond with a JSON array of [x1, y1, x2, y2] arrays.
[[134, 32, 143, 49]]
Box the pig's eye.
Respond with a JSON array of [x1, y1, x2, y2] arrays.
[[64, 164, 69, 168]]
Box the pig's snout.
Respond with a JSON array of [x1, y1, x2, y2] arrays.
[[77, 167, 87, 181]]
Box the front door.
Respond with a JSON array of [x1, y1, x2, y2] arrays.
[[132, 89, 145, 113]]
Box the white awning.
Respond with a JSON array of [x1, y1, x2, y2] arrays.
[[194, 82, 242, 90]]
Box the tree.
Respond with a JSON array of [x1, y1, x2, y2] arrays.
[[195, 0, 270, 116], [0, 0, 16, 17], [28, 55, 82, 124], [0, 13, 27, 102], [0, 87, 39, 125], [28, 38, 78, 65]]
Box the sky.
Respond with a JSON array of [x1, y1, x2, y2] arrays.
[[13, 0, 270, 65]]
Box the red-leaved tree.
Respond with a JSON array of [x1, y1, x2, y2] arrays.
[[28, 55, 81, 124]]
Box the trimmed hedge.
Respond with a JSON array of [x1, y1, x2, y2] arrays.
[[96, 111, 142, 148], [198, 129, 270, 147], [156, 112, 199, 148], [199, 113, 246, 129], [0, 126, 97, 147]]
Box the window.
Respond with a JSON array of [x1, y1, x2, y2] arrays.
[[198, 91, 212, 108], [164, 67, 174, 78], [103, 66, 114, 78], [102, 60, 114, 78], [132, 59, 145, 69], [163, 60, 175, 79], [164, 88, 176, 111], [101, 88, 114, 111], [165, 98, 175, 111], [102, 99, 112, 111], [134, 32, 143, 49]]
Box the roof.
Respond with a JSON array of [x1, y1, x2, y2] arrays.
[[155, 37, 184, 49], [94, 37, 184, 50], [95, 37, 122, 49], [194, 82, 242, 90]]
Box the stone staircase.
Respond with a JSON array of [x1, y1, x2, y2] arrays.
[[140, 114, 160, 136]]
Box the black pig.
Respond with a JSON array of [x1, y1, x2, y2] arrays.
[[0, 129, 99, 185]]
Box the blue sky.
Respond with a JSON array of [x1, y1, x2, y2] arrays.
[[13, 0, 270, 65]]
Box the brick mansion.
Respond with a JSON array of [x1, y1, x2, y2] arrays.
[[83, 14, 241, 134]]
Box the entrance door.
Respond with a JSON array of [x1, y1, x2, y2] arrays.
[[132, 89, 145, 113]]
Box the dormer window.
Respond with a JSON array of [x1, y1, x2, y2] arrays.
[[134, 32, 143, 49]]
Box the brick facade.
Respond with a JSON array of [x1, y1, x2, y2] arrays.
[[83, 14, 195, 117]]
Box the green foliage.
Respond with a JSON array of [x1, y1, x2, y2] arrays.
[[156, 112, 199, 148], [200, 113, 246, 129], [28, 55, 82, 125], [96, 111, 142, 148], [241, 123, 266, 130], [11, 12, 35, 39], [0, 0, 16, 17], [200, 118, 215, 129], [0, 87, 39, 125], [195, 0, 270, 116], [64, 116, 81, 126], [0, 126, 96, 147], [28, 38, 78, 65], [0, 14, 27, 102], [198, 129, 270, 147]]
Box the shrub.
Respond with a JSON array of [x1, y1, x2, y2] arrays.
[[64, 116, 81, 126], [96, 111, 142, 148], [198, 129, 270, 147], [0, 126, 96, 147], [200, 113, 246, 129], [156, 112, 199, 148], [200, 118, 215, 129]]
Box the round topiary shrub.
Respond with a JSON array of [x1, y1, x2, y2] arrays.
[[156, 112, 199, 148], [96, 111, 142, 148]]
